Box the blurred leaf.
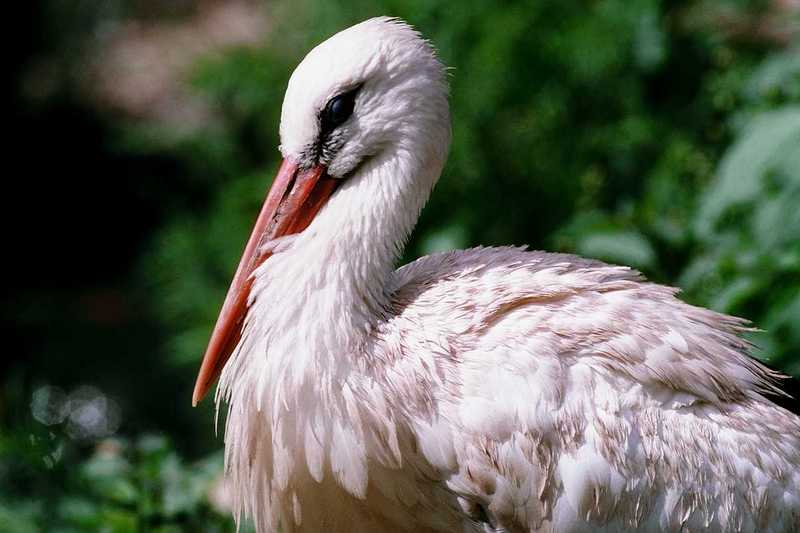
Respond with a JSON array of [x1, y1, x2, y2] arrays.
[[744, 48, 800, 104], [634, 3, 667, 71], [82, 450, 138, 505], [709, 275, 763, 313], [100, 509, 138, 532], [58, 497, 100, 527], [420, 224, 468, 255], [577, 230, 656, 270], [696, 106, 800, 238], [0, 502, 41, 533]]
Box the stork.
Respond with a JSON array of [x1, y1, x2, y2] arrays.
[[192, 17, 800, 532]]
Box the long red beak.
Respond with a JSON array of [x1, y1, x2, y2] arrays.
[[192, 158, 338, 406]]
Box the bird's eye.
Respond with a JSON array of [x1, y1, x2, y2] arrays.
[[321, 87, 359, 133]]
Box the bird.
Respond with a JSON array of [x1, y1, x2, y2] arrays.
[[191, 17, 800, 533]]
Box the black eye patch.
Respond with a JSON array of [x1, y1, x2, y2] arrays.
[[320, 85, 361, 135]]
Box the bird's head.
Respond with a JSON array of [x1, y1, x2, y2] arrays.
[[279, 17, 449, 178], [192, 17, 450, 405]]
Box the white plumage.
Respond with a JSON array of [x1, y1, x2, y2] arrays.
[[195, 17, 800, 532]]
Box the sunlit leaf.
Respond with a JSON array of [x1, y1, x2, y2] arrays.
[[696, 107, 800, 238], [576, 230, 656, 270]]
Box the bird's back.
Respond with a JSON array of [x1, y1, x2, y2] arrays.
[[376, 246, 800, 532]]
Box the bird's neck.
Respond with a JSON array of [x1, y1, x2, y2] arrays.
[[219, 129, 448, 406], [216, 90, 451, 517]]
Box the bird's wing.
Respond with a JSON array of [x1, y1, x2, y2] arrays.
[[384, 246, 800, 532]]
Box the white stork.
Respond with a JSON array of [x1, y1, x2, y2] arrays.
[[192, 17, 800, 532]]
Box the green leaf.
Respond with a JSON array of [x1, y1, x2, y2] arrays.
[[0, 502, 41, 533], [576, 230, 656, 270], [744, 48, 800, 103], [696, 107, 800, 238]]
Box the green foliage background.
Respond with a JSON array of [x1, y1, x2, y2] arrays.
[[3, 0, 799, 530]]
